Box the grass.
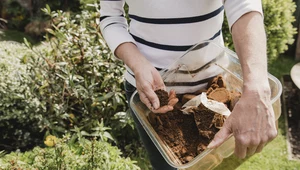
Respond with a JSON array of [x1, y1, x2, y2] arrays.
[[215, 55, 300, 170]]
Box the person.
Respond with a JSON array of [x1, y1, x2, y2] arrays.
[[99, 0, 277, 169]]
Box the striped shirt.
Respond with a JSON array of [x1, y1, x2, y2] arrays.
[[99, 0, 263, 93]]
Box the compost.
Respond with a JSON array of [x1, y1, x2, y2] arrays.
[[149, 75, 241, 164]]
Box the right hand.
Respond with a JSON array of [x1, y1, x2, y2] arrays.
[[133, 60, 178, 113], [115, 42, 178, 113]]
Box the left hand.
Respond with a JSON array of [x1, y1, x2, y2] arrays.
[[207, 84, 277, 159]]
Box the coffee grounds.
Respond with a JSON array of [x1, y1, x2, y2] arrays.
[[155, 89, 169, 107], [148, 75, 240, 164]]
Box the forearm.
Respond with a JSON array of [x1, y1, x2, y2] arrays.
[[231, 12, 270, 91], [115, 42, 150, 74]]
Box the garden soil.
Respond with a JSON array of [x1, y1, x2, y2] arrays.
[[282, 75, 300, 160], [148, 75, 241, 164]]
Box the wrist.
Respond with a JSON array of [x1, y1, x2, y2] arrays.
[[242, 67, 269, 89], [242, 81, 271, 97], [130, 57, 152, 74], [115, 42, 150, 73]]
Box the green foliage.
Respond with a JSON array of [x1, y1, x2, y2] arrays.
[[0, 4, 140, 156], [24, 4, 139, 153], [3, 0, 30, 30], [263, 0, 297, 62], [80, 0, 99, 10], [0, 41, 44, 151], [1, 0, 83, 33], [0, 135, 140, 170], [222, 0, 297, 63], [25, 3, 132, 140]]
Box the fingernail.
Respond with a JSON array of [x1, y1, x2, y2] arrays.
[[153, 102, 159, 110], [207, 140, 215, 149]]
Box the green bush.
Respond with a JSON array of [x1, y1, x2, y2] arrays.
[[0, 3, 141, 157], [1, 0, 85, 36], [222, 0, 297, 63], [0, 41, 44, 151], [23, 4, 140, 154], [3, 0, 30, 30], [26, 3, 132, 138], [0, 134, 140, 170]]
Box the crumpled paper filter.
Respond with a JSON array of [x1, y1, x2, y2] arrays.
[[181, 92, 231, 117]]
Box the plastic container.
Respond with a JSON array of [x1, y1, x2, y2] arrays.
[[129, 40, 282, 170]]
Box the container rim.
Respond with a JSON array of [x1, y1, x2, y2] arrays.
[[129, 40, 283, 169]]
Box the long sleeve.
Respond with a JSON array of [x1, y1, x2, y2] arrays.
[[99, 0, 136, 54], [224, 0, 263, 31]]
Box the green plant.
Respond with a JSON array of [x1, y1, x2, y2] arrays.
[[23, 4, 140, 153], [0, 133, 140, 170], [222, 0, 297, 63], [0, 18, 7, 29], [0, 41, 44, 151], [3, 0, 30, 30], [1, 0, 83, 35], [0, 3, 142, 160]]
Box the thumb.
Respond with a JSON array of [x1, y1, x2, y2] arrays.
[[207, 120, 232, 149]]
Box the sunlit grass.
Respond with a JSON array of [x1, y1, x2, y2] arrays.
[[268, 55, 299, 78]]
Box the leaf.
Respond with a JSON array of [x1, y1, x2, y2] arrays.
[[103, 131, 114, 141], [46, 4, 51, 14], [80, 131, 90, 136], [39, 82, 49, 90], [55, 73, 66, 80], [55, 62, 68, 66], [52, 126, 66, 133], [45, 28, 56, 35], [23, 38, 32, 49], [94, 92, 115, 102], [0, 151, 6, 158]]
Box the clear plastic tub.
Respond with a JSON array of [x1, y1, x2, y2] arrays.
[[130, 40, 282, 170]]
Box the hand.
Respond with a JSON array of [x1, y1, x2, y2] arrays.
[[152, 89, 178, 114], [134, 61, 178, 113], [207, 85, 277, 159], [114, 42, 178, 113]]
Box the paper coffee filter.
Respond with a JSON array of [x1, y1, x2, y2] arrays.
[[182, 93, 231, 116]]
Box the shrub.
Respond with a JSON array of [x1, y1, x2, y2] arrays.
[[0, 41, 44, 151], [1, 0, 82, 29], [23, 4, 139, 153], [0, 3, 141, 156], [3, 0, 30, 30], [222, 0, 297, 63], [0, 134, 140, 170]]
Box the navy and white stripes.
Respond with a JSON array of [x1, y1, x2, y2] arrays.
[[99, 0, 263, 93], [128, 6, 224, 25], [130, 29, 222, 52]]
